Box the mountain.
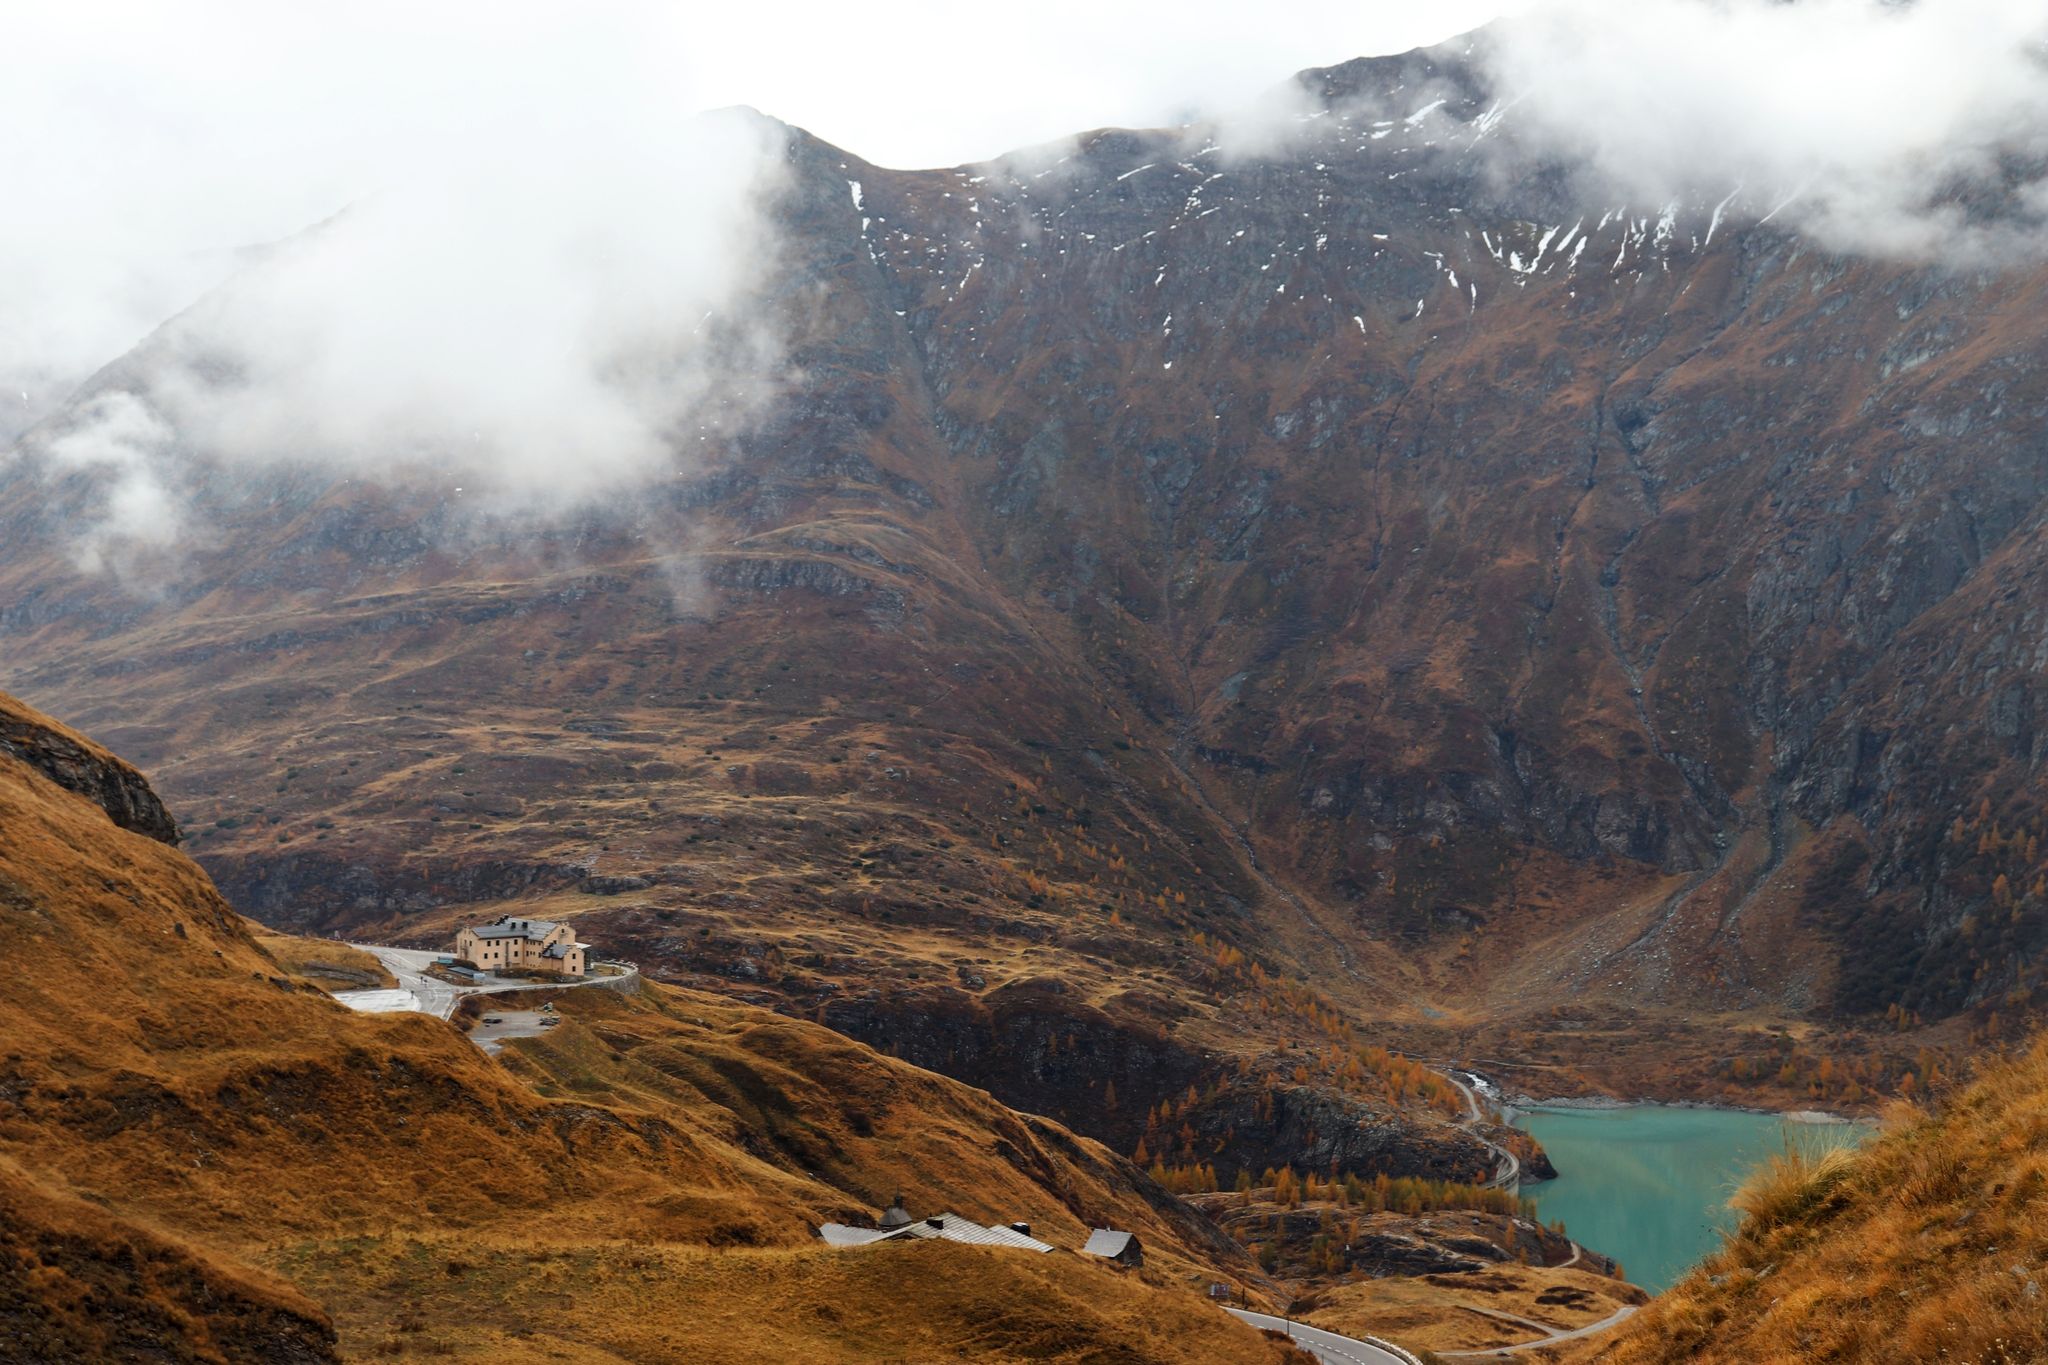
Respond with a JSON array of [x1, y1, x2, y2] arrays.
[[3, 31, 2046, 1155], [0, 688, 1296, 1361]]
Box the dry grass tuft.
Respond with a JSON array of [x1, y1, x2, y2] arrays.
[[1725, 1138, 1859, 1234]]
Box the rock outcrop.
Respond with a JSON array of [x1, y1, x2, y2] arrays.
[[0, 695, 178, 845]]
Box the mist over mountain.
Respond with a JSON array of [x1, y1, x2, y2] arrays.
[[5, 11, 2045, 1045], [6, 5, 2048, 1359]]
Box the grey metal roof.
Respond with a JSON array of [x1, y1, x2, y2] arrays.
[[883, 1214, 1055, 1253], [1082, 1229, 1136, 1258], [468, 918, 563, 942], [820, 1214, 1053, 1254], [817, 1224, 892, 1247]]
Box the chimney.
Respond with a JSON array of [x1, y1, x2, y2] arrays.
[[925, 1217, 944, 1229], [1009, 1222, 1032, 1236]]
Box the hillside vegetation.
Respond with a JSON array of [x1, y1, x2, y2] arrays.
[[1590, 1041, 2048, 1363], [0, 1155, 337, 1364], [0, 689, 1291, 1362]]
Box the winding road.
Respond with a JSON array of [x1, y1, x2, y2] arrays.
[[1440, 1304, 1641, 1358], [1225, 1309, 1422, 1365], [1436, 1066, 1521, 1190]]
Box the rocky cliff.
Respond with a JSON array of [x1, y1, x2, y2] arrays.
[[0, 694, 179, 844]]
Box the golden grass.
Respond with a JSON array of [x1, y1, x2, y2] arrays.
[[275, 1235, 1298, 1364], [489, 985, 1248, 1281], [252, 928, 398, 991], [1724, 1138, 1861, 1234], [1302, 1265, 1646, 1355], [0, 1153, 338, 1362], [0, 691, 1272, 1360], [1585, 1041, 2048, 1364]]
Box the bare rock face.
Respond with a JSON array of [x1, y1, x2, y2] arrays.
[[1176, 1079, 1501, 1188], [0, 696, 178, 845]]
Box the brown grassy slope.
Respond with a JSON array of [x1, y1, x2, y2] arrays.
[[1588, 1040, 2048, 1364], [1306, 1264, 1645, 1357], [280, 1236, 1300, 1365], [494, 984, 1250, 1277], [250, 928, 396, 991], [0, 690, 1288, 1361], [0, 1154, 337, 1365], [0, 687, 1225, 1255]]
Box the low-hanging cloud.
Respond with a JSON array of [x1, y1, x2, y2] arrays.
[[1479, 0, 2048, 263], [3, 3, 792, 578], [11, 1, 1521, 578], [133, 110, 790, 504]]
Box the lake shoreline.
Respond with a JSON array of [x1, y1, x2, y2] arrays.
[[1505, 1093, 1863, 1125], [1505, 1098, 1875, 1291]]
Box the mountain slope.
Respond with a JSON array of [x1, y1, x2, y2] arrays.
[[0, 1156, 338, 1365], [0, 689, 1291, 1362], [3, 31, 2046, 1126]]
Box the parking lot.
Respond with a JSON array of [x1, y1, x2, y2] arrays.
[[468, 1009, 560, 1054]]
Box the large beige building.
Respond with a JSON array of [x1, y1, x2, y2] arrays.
[[454, 916, 588, 978]]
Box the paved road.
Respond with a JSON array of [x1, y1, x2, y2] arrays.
[[335, 947, 462, 1018], [333, 945, 635, 1023], [1441, 1304, 1640, 1358], [1436, 1067, 1520, 1189], [1225, 1309, 1420, 1365]]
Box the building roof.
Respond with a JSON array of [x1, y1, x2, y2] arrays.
[[884, 1214, 1054, 1253], [817, 1224, 893, 1247], [818, 1214, 1053, 1254], [878, 1199, 913, 1229], [467, 917, 563, 942], [1082, 1229, 1137, 1258]]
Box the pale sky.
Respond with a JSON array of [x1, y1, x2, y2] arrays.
[[0, 0, 1512, 426], [677, 1, 1517, 167]]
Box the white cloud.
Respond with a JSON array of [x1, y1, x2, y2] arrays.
[[40, 392, 186, 578], [3, 3, 797, 568], [0, 1, 1510, 441], [138, 109, 790, 505], [1480, 0, 2048, 262]]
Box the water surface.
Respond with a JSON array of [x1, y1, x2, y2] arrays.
[[1514, 1104, 1865, 1292]]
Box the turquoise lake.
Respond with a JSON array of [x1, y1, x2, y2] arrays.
[[1513, 1105, 1867, 1292]]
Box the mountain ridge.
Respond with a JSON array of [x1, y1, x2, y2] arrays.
[[2, 28, 2043, 1154]]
